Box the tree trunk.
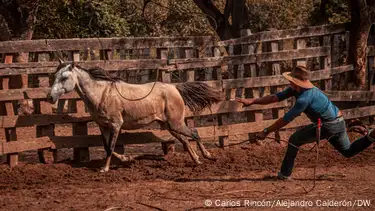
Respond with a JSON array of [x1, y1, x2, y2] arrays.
[[232, 0, 246, 37], [317, 0, 329, 24], [0, 1, 38, 115], [0, 1, 39, 61], [193, 0, 248, 40], [347, 0, 374, 89]]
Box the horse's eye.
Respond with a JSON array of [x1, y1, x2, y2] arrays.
[[61, 77, 68, 82]]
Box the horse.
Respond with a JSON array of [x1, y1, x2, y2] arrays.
[[48, 59, 222, 172]]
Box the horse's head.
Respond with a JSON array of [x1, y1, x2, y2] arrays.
[[48, 58, 78, 104]]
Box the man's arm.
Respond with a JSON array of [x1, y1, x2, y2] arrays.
[[236, 94, 278, 106], [265, 117, 289, 134], [257, 98, 309, 139], [236, 87, 294, 106]]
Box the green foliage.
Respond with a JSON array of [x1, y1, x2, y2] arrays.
[[131, 0, 214, 36], [310, 0, 350, 25], [34, 0, 130, 39], [31, 0, 351, 39], [246, 0, 315, 32]]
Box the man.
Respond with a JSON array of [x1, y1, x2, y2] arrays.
[[236, 66, 375, 180]]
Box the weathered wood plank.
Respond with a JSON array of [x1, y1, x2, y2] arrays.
[[0, 100, 288, 128], [0, 47, 330, 76], [37, 124, 56, 164], [222, 65, 353, 89], [167, 47, 331, 69], [0, 65, 354, 102], [219, 23, 348, 46], [296, 39, 307, 66], [1, 88, 371, 129], [0, 87, 80, 101], [0, 113, 92, 128], [0, 131, 171, 156], [325, 91, 375, 101], [0, 24, 348, 54], [271, 40, 283, 142], [2, 55, 18, 167], [323, 35, 332, 91], [0, 137, 53, 155], [196, 104, 375, 138], [0, 60, 167, 76], [0, 37, 218, 53], [73, 122, 90, 163]]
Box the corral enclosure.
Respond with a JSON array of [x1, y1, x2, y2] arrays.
[[0, 23, 375, 167]]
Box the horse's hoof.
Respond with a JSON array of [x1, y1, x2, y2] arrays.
[[195, 160, 202, 165], [203, 152, 216, 161], [206, 156, 217, 161], [100, 167, 109, 173], [121, 155, 134, 162]]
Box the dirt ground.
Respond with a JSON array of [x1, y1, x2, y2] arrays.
[[1, 127, 375, 211]]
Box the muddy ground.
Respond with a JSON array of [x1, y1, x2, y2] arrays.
[[0, 128, 375, 211]]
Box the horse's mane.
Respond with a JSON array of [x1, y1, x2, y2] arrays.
[[56, 62, 127, 82], [78, 65, 126, 82]]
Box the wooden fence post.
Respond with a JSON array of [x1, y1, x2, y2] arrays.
[[73, 122, 89, 162], [271, 41, 284, 143], [332, 34, 342, 89], [37, 124, 55, 164], [249, 42, 263, 144], [227, 45, 236, 100], [3, 54, 18, 167], [36, 52, 57, 164], [296, 39, 307, 67], [70, 51, 90, 163], [203, 47, 213, 81], [323, 36, 332, 91], [184, 47, 198, 150], [139, 49, 150, 83], [213, 47, 227, 147], [240, 29, 258, 143], [158, 48, 175, 154]]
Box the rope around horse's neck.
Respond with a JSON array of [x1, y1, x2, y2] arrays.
[[112, 69, 160, 101]]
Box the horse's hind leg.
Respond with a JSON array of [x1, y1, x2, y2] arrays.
[[191, 128, 215, 161], [168, 129, 201, 164], [169, 123, 214, 160]]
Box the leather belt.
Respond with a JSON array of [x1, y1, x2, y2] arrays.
[[323, 116, 344, 124]]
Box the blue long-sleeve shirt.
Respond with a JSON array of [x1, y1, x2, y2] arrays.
[[275, 87, 339, 123]]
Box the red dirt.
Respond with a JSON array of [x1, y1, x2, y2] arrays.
[[1, 128, 375, 211]]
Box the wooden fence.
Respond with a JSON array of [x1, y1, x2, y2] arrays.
[[1, 23, 375, 167]]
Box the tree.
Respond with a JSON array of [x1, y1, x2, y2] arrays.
[[0, 0, 39, 114], [312, 0, 349, 25], [192, 0, 249, 40], [0, 0, 40, 62], [316, 0, 374, 89], [347, 0, 375, 89], [33, 0, 130, 39], [0, 0, 40, 41]]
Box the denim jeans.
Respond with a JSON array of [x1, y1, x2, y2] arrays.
[[280, 118, 374, 177]]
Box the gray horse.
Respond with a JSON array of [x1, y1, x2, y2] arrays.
[[48, 59, 222, 172]]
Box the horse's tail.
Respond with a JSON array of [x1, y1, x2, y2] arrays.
[[175, 82, 222, 112]]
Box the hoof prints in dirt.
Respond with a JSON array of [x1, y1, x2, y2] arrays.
[[1, 141, 375, 189]]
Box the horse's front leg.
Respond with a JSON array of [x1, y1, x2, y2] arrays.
[[100, 125, 121, 173], [99, 126, 110, 153]]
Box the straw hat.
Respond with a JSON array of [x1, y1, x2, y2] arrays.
[[282, 66, 314, 89]]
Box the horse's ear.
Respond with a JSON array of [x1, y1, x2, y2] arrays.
[[71, 61, 76, 69]]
